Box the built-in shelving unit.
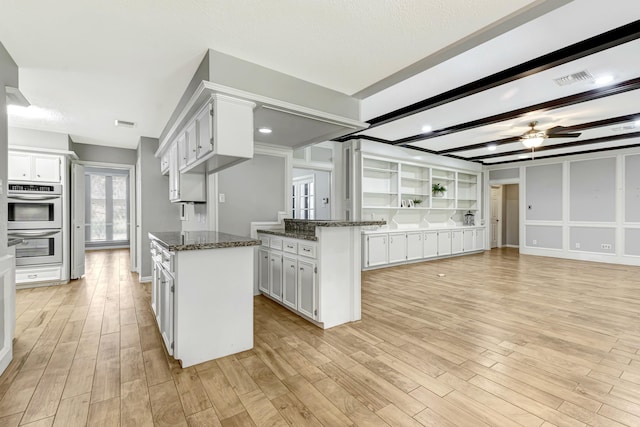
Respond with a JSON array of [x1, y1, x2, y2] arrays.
[[360, 155, 481, 227]]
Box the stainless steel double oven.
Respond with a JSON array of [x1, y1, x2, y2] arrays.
[[7, 183, 63, 267]]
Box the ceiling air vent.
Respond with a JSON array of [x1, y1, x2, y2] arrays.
[[114, 119, 136, 128], [553, 70, 594, 86]]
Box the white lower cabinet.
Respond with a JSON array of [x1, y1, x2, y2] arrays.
[[364, 234, 388, 267], [149, 238, 255, 367], [451, 230, 463, 254], [463, 229, 475, 252], [258, 234, 318, 321], [438, 231, 452, 256], [388, 233, 407, 263], [258, 248, 270, 294], [406, 232, 423, 260], [269, 252, 283, 301], [474, 228, 485, 250], [282, 255, 297, 309], [423, 231, 438, 258], [297, 258, 317, 319], [363, 227, 486, 269]]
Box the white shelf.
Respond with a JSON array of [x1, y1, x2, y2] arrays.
[[363, 191, 398, 195], [363, 166, 398, 173]]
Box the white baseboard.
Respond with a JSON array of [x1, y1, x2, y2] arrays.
[[139, 275, 152, 283], [504, 244, 520, 248]]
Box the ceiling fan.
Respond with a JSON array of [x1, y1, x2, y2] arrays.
[[519, 121, 582, 148]]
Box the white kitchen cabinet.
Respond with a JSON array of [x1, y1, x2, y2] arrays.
[[438, 231, 452, 256], [269, 252, 283, 301], [463, 229, 475, 252], [148, 233, 257, 368], [159, 267, 175, 355], [160, 150, 170, 175], [474, 228, 485, 250], [297, 258, 317, 320], [389, 232, 407, 263], [451, 230, 463, 254], [8, 151, 62, 182], [364, 234, 388, 267], [423, 231, 438, 258], [168, 142, 206, 203], [177, 134, 188, 170], [258, 248, 270, 294], [407, 232, 423, 260], [282, 256, 297, 309], [195, 102, 214, 158], [186, 121, 198, 166]]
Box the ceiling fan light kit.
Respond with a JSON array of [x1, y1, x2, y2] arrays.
[[520, 121, 546, 148]]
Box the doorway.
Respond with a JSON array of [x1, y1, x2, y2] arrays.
[[490, 184, 520, 248], [292, 168, 331, 220]]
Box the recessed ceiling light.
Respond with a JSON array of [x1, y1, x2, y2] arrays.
[[115, 119, 135, 128], [487, 144, 497, 151], [635, 119, 640, 127], [595, 75, 614, 85], [518, 154, 529, 159], [421, 125, 432, 133], [258, 127, 272, 134]]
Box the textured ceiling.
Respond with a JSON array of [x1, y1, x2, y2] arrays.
[[0, 0, 538, 148]]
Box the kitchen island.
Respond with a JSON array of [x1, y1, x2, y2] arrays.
[[148, 231, 260, 367], [256, 219, 385, 329]]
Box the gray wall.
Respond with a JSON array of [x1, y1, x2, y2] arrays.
[[625, 154, 640, 222], [569, 157, 616, 222], [489, 168, 519, 181], [525, 225, 562, 249], [0, 43, 19, 256], [71, 141, 137, 165], [502, 184, 519, 247], [138, 137, 180, 277], [526, 163, 563, 221], [218, 154, 285, 236]]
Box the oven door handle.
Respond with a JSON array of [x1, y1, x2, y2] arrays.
[[8, 231, 60, 238], [9, 195, 61, 201]]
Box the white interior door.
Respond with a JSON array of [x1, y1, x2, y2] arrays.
[[490, 186, 503, 248], [71, 163, 85, 279]]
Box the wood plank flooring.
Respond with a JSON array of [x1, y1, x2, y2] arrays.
[[1, 248, 640, 426]]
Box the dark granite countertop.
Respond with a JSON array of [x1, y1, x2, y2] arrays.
[[256, 229, 318, 241], [283, 219, 386, 227], [257, 219, 386, 242], [8, 238, 23, 247], [149, 231, 261, 251]]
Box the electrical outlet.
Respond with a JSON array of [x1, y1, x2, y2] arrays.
[[575, 243, 581, 249], [601, 243, 612, 250], [219, 193, 225, 203], [532, 239, 537, 245]]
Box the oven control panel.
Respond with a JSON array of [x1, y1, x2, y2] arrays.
[[9, 183, 59, 193]]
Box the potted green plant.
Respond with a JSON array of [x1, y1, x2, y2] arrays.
[[432, 183, 446, 197], [412, 198, 423, 206]]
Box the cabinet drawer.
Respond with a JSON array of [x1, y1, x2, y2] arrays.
[[269, 237, 283, 250], [16, 266, 61, 284], [283, 240, 298, 254], [258, 234, 269, 247], [160, 248, 174, 273], [298, 242, 317, 259]]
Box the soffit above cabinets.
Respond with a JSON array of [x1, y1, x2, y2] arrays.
[[158, 50, 368, 154]]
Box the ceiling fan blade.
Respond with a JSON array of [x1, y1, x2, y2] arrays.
[[546, 132, 581, 138], [546, 125, 569, 135]]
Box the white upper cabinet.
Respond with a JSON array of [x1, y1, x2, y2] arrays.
[[9, 152, 62, 183], [185, 121, 198, 166], [195, 102, 214, 158]]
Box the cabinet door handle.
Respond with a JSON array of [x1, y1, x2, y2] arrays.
[[290, 265, 295, 269], [300, 267, 304, 271]]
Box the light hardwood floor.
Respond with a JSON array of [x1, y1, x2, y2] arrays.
[[1, 248, 640, 426]]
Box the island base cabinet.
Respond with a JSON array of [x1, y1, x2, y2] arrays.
[[269, 252, 283, 301], [151, 245, 254, 368], [297, 259, 317, 319], [258, 248, 269, 294], [282, 256, 297, 310]]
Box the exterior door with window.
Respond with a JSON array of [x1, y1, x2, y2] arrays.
[[292, 176, 315, 220], [86, 169, 130, 247]]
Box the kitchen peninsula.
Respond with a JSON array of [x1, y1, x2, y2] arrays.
[[257, 218, 385, 329], [148, 231, 260, 367]]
